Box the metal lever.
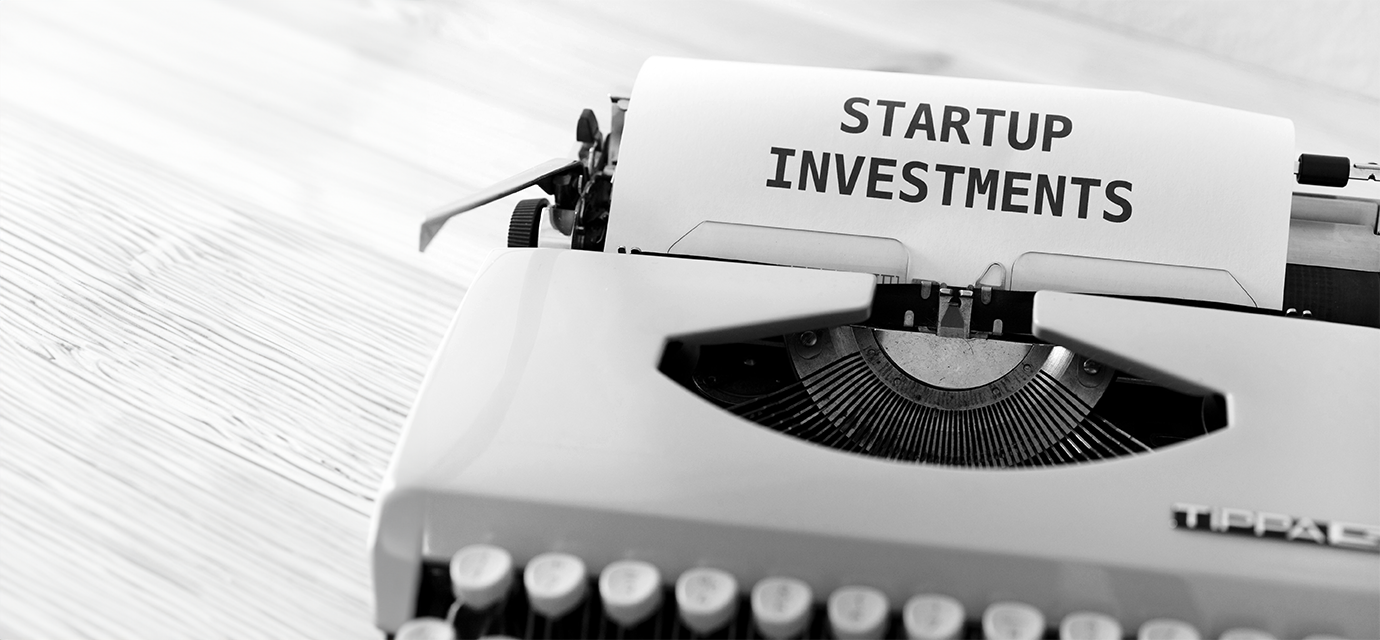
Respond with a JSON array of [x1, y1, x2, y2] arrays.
[[418, 158, 582, 251]]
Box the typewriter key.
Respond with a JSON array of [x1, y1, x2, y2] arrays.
[[828, 585, 890, 640], [982, 601, 1044, 640], [394, 617, 457, 640], [523, 552, 587, 618], [1136, 619, 1201, 640], [903, 594, 964, 640], [751, 577, 813, 639], [1059, 611, 1121, 640], [675, 567, 739, 634], [449, 544, 514, 610], [598, 560, 662, 627]]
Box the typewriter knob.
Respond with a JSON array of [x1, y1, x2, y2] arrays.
[[576, 108, 601, 144], [507, 198, 547, 248]]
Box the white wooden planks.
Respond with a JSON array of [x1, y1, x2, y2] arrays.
[[0, 102, 443, 638]]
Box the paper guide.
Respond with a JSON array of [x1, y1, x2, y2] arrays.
[[606, 58, 1295, 308]]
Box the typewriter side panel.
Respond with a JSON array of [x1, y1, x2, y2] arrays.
[[371, 249, 556, 631], [369, 249, 876, 631]]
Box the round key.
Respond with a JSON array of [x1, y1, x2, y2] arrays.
[[1219, 629, 1276, 640], [903, 594, 964, 640], [394, 618, 457, 640], [983, 601, 1045, 640], [751, 577, 813, 639], [828, 585, 890, 640], [449, 544, 513, 610], [1138, 619, 1201, 640], [524, 552, 587, 618], [676, 567, 739, 634], [599, 560, 662, 627], [1060, 611, 1122, 640]]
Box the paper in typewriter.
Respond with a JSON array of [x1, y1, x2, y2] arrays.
[[608, 58, 1295, 308]]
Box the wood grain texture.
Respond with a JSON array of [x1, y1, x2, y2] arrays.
[[1, 1, 1375, 638], [1019, 0, 1380, 101]]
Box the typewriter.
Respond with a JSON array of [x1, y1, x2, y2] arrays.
[[371, 59, 1380, 640]]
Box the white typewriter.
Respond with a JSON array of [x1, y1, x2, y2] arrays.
[[370, 59, 1380, 640]]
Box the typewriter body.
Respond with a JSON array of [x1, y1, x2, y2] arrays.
[[372, 59, 1380, 639]]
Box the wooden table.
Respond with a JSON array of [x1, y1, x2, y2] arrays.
[[1, 1, 1375, 638]]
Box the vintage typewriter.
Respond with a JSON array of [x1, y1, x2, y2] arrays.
[[370, 59, 1379, 640]]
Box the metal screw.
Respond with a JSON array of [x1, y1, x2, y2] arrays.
[[1081, 359, 1102, 376], [800, 331, 818, 347]]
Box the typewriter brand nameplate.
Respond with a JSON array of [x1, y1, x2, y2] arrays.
[[609, 57, 1294, 308], [1173, 503, 1380, 553]]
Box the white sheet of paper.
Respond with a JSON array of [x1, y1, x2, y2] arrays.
[[608, 58, 1295, 308]]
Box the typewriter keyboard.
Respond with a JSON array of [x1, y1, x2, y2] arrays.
[[395, 544, 1332, 640]]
